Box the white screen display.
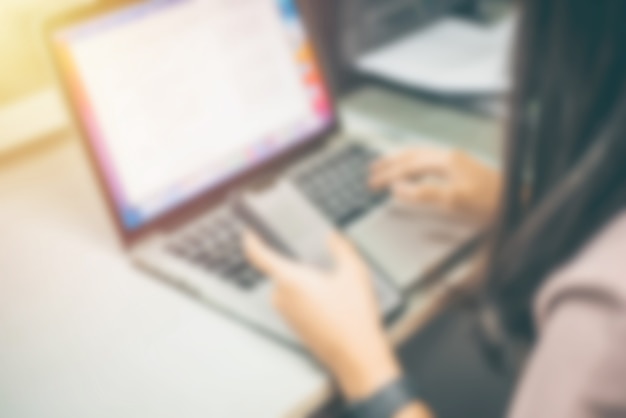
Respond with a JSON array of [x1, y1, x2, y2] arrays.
[[55, 0, 333, 229]]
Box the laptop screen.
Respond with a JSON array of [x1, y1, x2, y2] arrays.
[[52, 0, 334, 231]]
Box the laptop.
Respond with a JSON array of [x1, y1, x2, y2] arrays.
[[46, 0, 480, 348]]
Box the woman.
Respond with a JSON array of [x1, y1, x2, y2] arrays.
[[245, 0, 626, 417]]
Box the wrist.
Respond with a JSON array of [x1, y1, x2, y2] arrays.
[[331, 339, 402, 401]]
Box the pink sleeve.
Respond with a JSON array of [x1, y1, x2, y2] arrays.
[[508, 296, 626, 418]]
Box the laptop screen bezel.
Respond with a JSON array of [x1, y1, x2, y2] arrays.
[[46, 0, 340, 247]]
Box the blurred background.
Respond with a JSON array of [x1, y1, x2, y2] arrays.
[[0, 0, 91, 155], [0, 0, 511, 158], [0, 0, 87, 104]]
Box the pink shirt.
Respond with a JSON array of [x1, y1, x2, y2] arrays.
[[509, 212, 626, 418]]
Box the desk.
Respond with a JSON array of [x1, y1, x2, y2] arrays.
[[0, 86, 501, 418]]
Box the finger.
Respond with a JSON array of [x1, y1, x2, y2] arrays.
[[327, 232, 369, 279], [370, 148, 453, 189], [243, 231, 300, 284], [369, 151, 416, 188], [392, 181, 458, 210], [370, 149, 410, 173]]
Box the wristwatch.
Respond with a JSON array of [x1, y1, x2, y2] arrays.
[[348, 377, 419, 418]]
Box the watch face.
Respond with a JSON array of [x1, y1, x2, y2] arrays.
[[0, 0, 92, 105]]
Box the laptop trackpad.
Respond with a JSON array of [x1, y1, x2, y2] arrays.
[[347, 205, 478, 290]]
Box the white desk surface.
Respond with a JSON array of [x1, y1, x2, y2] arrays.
[[0, 88, 495, 418], [0, 136, 333, 418]]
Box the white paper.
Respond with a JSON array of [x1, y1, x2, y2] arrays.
[[356, 16, 516, 96]]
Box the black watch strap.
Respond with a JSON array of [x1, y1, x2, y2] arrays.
[[348, 377, 419, 418]]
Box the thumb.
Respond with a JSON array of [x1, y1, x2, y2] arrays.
[[243, 231, 299, 284], [392, 180, 456, 209]]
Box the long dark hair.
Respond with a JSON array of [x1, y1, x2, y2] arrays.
[[484, 0, 626, 345]]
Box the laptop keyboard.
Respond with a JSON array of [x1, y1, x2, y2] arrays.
[[166, 144, 386, 290], [294, 144, 387, 226], [166, 210, 263, 289]]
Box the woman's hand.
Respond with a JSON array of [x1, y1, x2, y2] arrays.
[[370, 146, 501, 218], [244, 231, 401, 401]]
